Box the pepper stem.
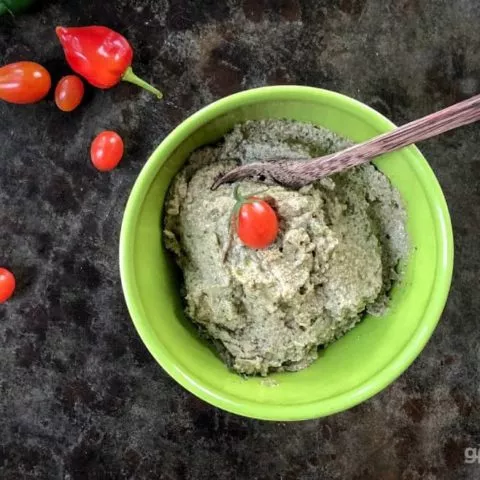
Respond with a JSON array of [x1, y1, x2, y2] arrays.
[[122, 66, 163, 99], [0, 2, 13, 16], [233, 184, 243, 203], [233, 184, 268, 202]]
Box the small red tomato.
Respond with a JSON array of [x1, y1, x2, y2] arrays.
[[90, 131, 124, 171], [55, 75, 84, 112], [0, 268, 16, 303], [234, 187, 279, 249], [0, 61, 51, 104]]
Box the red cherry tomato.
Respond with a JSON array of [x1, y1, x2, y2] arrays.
[[55, 75, 84, 112], [236, 195, 279, 249], [0, 61, 51, 104], [0, 268, 16, 303], [90, 131, 124, 171]]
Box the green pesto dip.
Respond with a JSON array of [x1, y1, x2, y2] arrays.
[[164, 120, 408, 376]]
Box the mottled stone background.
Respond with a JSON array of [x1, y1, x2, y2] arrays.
[[1, 1, 479, 479]]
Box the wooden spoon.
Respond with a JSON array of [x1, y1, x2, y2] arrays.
[[211, 94, 480, 190]]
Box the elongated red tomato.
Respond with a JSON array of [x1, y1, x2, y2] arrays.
[[0, 61, 51, 104], [0, 268, 15, 303], [236, 195, 279, 249], [55, 75, 84, 112], [90, 131, 124, 171]]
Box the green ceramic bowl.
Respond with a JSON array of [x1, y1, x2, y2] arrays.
[[120, 86, 453, 421]]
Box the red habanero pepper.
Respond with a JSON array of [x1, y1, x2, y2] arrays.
[[56, 26, 162, 99]]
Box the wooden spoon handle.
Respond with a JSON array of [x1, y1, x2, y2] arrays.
[[212, 94, 480, 189], [328, 93, 480, 163]]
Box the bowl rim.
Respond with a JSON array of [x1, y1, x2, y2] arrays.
[[119, 86, 454, 420]]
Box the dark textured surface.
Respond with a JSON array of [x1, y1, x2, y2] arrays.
[[0, 1, 479, 479]]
